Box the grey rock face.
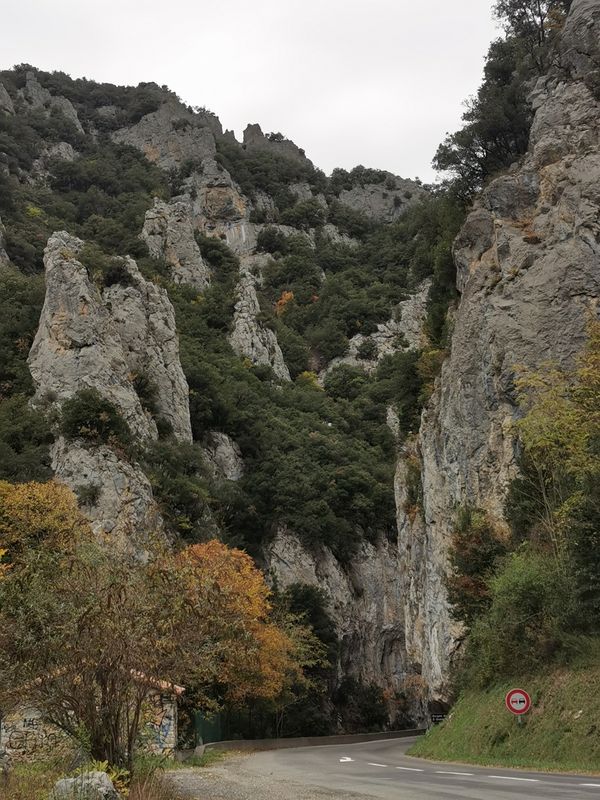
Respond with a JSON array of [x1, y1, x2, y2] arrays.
[[112, 101, 216, 171], [0, 82, 14, 114], [229, 259, 291, 381], [30, 141, 77, 183], [320, 223, 359, 248], [399, 0, 600, 705], [28, 231, 193, 545], [0, 216, 9, 268], [243, 123, 312, 165], [45, 141, 77, 161], [186, 158, 248, 226], [289, 181, 327, 208], [51, 771, 119, 800], [204, 432, 244, 481], [265, 529, 411, 715], [52, 437, 164, 550], [141, 197, 210, 290], [19, 71, 84, 133], [338, 176, 427, 223], [28, 232, 156, 442], [561, 0, 600, 79], [103, 258, 193, 443], [322, 280, 430, 379]]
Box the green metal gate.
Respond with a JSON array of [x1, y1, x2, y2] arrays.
[[193, 711, 222, 745]]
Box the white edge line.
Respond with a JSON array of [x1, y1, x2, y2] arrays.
[[488, 775, 539, 782], [368, 762, 388, 768], [580, 784, 600, 788], [396, 766, 424, 772], [436, 770, 474, 776]]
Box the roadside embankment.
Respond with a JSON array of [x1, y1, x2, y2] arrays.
[[410, 667, 600, 773]]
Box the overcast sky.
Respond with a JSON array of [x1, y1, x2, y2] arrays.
[[3, 0, 498, 182]]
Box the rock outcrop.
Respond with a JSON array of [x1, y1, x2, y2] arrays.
[[187, 157, 248, 227], [398, 0, 600, 706], [229, 259, 291, 381], [28, 233, 157, 441], [0, 216, 9, 267], [51, 437, 164, 551], [243, 123, 312, 166], [322, 280, 430, 379], [204, 432, 244, 481], [141, 197, 211, 290], [0, 82, 14, 115], [103, 258, 193, 443], [28, 231, 193, 545], [338, 175, 427, 223], [19, 71, 84, 133], [265, 529, 412, 714], [112, 101, 215, 170], [30, 141, 77, 183]]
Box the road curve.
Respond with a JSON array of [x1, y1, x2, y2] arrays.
[[243, 736, 600, 799]]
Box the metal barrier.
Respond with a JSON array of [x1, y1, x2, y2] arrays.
[[204, 728, 425, 752]]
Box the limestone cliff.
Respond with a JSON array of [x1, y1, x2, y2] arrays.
[[0, 82, 14, 115], [112, 100, 215, 170], [0, 216, 9, 268], [338, 175, 427, 224], [397, 0, 600, 706], [11, 71, 434, 717], [19, 71, 84, 134], [27, 231, 192, 549], [321, 280, 431, 380], [243, 123, 312, 166], [141, 197, 211, 290], [266, 529, 408, 704]]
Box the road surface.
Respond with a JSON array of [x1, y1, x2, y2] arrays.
[[239, 736, 600, 799]]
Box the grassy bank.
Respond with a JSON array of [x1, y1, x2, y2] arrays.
[[410, 666, 600, 773]]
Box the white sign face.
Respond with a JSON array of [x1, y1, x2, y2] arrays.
[[509, 692, 527, 710]]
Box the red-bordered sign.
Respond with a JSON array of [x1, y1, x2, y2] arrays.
[[505, 688, 531, 715]]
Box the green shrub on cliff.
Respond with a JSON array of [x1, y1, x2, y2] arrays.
[[61, 389, 132, 449]]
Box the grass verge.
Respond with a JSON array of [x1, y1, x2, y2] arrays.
[[409, 666, 600, 773], [2, 750, 225, 799]]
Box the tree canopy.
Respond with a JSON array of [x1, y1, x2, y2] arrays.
[[0, 481, 320, 769]]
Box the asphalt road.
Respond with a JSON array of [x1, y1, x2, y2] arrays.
[[244, 737, 600, 799]]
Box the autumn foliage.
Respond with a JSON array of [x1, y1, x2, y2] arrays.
[[0, 481, 320, 769], [0, 479, 90, 554], [275, 290, 294, 316], [176, 541, 318, 704]]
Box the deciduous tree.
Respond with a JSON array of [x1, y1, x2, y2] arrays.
[[0, 483, 318, 770]]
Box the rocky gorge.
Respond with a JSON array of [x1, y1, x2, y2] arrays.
[[0, 0, 598, 734]]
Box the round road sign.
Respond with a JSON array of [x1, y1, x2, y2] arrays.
[[505, 688, 531, 715]]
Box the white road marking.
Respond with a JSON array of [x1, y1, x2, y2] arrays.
[[339, 757, 354, 763], [395, 766, 424, 772], [435, 770, 474, 776], [488, 776, 540, 782], [368, 763, 388, 768], [580, 784, 600, 788]]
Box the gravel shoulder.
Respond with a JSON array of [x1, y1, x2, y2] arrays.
[[166, 752, 375, 800]]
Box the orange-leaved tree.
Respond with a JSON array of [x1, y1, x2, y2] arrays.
[[0, 482, 320, 770], [176, 541, 324, 708]]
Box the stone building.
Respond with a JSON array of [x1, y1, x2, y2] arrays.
[[0, 683, 183, 763]]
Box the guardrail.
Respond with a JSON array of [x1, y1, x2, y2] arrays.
[[204, 728, 426, 752]]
